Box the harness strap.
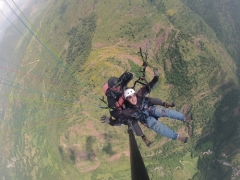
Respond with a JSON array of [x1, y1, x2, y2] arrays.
[[110, 90, 117, 99], [147, 107, 152, 115]]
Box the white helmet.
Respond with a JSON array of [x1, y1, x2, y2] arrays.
[[124, 88, 136, 99]]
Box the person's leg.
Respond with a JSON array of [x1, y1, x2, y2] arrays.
[[151, 106, 185, 121], [131, 120, 144, 136], [146, 116, 178, 140], [131, 120, 151, 147]]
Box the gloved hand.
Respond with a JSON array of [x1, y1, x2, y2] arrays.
[[153, 67, 159, 76], [100, 115, 110, 124], [163, 102, 175, 108], [121, 72, 135, 82]]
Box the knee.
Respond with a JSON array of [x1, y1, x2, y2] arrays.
[[147, 119, 157, 128]]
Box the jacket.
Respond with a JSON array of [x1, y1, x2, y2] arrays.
[[122, 75, 162, 124]]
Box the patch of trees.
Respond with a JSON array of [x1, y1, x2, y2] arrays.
[[158, 31, 197, 98], [182, 0, 240, 82], [196, 157, 232, 179], [147, 0, 166, 13], [65, 13, 97, 73], [214, 89, 240, 142], [59, 2, 68, 15]]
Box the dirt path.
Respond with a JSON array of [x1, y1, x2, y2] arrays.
[[20, 60, 40, 81], [108, 150, 130, 162]]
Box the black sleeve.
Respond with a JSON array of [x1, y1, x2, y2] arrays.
[[107, 95, 117, 109], [121, 108, 148, 124], [109, 109, 131, 124], [109, 109, 120, 119], [108, 111, 135, 126], [120, 108, 142, 124], [148, 76, 159, 89], [109, 118, 122, 126], [148, 97, 164, 106], [118, 114, 135, 125], [137, 76, 159, 97], [107, 109, 123, 126]]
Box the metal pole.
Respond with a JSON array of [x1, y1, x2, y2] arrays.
[[128, 126, 150, 180]]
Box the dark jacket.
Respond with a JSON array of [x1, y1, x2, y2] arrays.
[[105, 72, 134, 125], [122, 75, 162, 123]]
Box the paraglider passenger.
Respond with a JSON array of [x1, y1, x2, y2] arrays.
[[122, 67, 193, 143]]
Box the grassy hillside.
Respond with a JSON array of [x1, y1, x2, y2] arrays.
[[182, 0, 240, 82], [0, 0, 240, 179]]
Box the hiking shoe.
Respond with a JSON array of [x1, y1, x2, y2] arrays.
[[142, 137, 152, 147], [178, 135, 188, 143], [184, 114, 193, 123]]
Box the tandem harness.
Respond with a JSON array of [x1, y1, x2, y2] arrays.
[[99, 47, 151, 111]]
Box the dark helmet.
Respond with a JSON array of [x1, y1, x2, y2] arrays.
[[108, 77, 119, 87]]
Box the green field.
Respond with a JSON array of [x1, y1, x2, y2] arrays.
[[1, 0, 240, 179]]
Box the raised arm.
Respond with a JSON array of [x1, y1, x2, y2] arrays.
[[137, 67, 159, 97]]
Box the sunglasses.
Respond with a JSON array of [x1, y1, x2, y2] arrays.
[[127, 93, 136, 100]]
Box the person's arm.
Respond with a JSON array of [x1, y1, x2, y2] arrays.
[[110, 106, 139, 126], [109, 118, 122, 126], [147, 97, 164, 106], [148, 76, 159, 89], [121, 107, 148, 124], [100, 113, 135, 126], [137, 67, 159, 97], [104, 107, 135, 126], [107, 95, 117, 109], [147, 97, 175, 108], [148, 67, 159, 88]]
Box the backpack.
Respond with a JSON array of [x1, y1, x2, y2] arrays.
[[102, 82, 125, 109], [102, 82, 109, 95]]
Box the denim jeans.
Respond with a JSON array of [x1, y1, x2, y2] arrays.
[[144, 106, 185, 140], [151, 106, 185, 121]]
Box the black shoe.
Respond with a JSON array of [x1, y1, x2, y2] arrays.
[[142, 137, 152, 147], [178, 135, 188, 143]]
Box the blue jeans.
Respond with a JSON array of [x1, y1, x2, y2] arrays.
[[144, 106, 185, 140]]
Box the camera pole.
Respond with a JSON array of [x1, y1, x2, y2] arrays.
[[128, 124, 150, 180]]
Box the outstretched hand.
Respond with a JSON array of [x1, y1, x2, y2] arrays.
[[100, 115, 110, 124]]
